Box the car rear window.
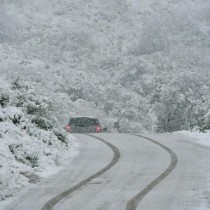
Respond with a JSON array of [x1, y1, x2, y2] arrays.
[[69, 117, 100, 127]]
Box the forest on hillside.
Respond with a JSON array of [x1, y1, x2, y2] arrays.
[[0, 0, 210, 132]]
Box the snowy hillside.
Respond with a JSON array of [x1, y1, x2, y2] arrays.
[[0, 76, 78, 201], [0, 1, 210, 129], [1, 0, 210, 132]]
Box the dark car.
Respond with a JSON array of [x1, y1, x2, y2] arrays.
[[65, 117, 103, 133]]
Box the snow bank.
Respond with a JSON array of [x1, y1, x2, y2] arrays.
[[175, 130, 210, 148], [0, 111, 78, 201], [0, 78, 79, 203]]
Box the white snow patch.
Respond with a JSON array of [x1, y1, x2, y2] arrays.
[[174, 130, 210, 147], [0, 106, 79, 205], [36, 134, 79, 178], [0, 132, 79, 208]]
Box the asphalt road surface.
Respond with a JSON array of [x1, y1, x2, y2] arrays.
[[4, 133, 210, 210]]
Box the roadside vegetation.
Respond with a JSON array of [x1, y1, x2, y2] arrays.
[[1, 0, 210, 132], [0, 77, 73, 200]]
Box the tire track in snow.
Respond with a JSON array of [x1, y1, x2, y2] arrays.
[[41, 134, 120, 210], [126, 134, 178, 210]]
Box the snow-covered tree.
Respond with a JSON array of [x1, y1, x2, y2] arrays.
[[155, 72, 210, 132]]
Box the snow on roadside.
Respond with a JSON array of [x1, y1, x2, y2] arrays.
[[0, 116, 79, 202], [175, 130, 210, 147], [36, 134, 79, 179], [0, 77, 79, 205], [172, 130, 210, 210]]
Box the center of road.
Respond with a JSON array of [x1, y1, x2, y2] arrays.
[[41, 134, 178, 210]]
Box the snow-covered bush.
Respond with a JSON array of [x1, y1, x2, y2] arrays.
[[0, 77, 74, 201], [0, 91, 9, 108], [8, 78, 68, 139], [155, 72, 209, 132], [11, 78, 54, 117], [200, 111, 210, 132], [31, 117, 53, 131]]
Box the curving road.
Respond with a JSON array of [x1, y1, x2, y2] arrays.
[[4, 133, 210, 210]]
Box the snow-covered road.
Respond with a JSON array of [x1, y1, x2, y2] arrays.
[[3, 133, 210, 210]]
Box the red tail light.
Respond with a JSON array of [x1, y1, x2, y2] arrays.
[[65, 124, 72, 132], [96, 125, 102, 133]]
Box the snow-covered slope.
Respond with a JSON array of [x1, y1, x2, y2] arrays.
[[1, 0, 209, 132], [175, 130, 210, 148], [0, 77, 78, 201]]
